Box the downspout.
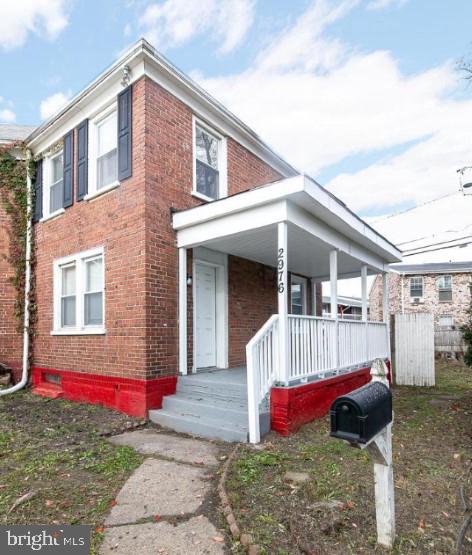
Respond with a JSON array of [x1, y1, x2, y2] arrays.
[[400, 273, 405, 314], [0, 149, 32, 396]]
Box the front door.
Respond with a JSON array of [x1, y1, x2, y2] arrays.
[[195, 263, 217, 368]]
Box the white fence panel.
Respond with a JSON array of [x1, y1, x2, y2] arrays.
[[394, 313, 435, 386]]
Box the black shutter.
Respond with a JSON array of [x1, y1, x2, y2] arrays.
[[33, 159, 43, 222], [118, 85, 132, 181], [76, 119, 88, 201], [63, 130, 73, 208]]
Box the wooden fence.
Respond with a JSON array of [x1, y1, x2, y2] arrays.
[[434, 329, 466, 355], [394, 313, 435, 386]]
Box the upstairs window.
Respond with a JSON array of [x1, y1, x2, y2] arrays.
[[437, 275, 452, 302], [53, 248, 105, 335], [409, 276, 423, 299], [193, 119, 227, 201], [42, 150, 64, 219], [96, 110, 118, 189]]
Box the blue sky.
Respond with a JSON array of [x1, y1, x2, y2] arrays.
[[1, 0, 472, 219]]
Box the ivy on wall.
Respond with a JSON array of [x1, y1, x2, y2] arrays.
[[0, 143, 36, 340]]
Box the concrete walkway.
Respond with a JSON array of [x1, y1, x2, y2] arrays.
[[100, 429, 228, 555]]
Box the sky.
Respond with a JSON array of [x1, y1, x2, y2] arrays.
[[1, 0, 472, 294]]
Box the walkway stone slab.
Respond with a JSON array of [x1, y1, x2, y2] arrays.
[[100, 517, 225, 554], [105, 459, 210, 525], [109, 429, 219, 466]]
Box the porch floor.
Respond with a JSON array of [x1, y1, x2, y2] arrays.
[[149, 367, 255, 443]]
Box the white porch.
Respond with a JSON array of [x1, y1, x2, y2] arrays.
[[161, 175, 401, 443]]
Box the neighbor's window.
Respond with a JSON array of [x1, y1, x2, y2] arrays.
[[291, 275, 307, 315], [437, 275, 452, 302], [53, 248, 105, 334], [438, 314, 454, 329], [193, 120, 227, 201], [409, 276, 423, 299]]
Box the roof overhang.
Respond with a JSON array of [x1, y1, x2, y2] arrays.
[[173, 175, 402, 280], [25, 39, 297, 177]]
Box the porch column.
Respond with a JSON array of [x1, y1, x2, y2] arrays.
[[178, 247, 187, 375], [277, 222, 289, 385], [361, 265, 368, 362], [330, 250, 339, 369], [361, 265, 368, 321]]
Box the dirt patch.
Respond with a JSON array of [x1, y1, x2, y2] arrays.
[[0, 391, 145, 553], [226, 361, 472, 554]]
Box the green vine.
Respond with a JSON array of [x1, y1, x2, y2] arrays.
[[0, 143, 36, 345]]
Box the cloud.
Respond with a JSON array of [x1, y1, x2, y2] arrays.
[[0, 108, 16, 123], [190, 0, 471, 217], [137, 0, 255, 54], [40, 91, 70, 120], [366, 0, 408, 11], [0, 0, 69, 50]]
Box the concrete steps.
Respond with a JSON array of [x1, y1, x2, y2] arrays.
[[149, 369, 252, 443]]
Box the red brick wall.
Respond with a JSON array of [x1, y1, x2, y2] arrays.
[[0, 200, 22, 373], [143, 77, 282, 377], [33, 77, 148, 380]]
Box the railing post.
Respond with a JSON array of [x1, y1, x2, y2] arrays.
[[277, 222, 289, 385], [246, 344, 260, 443], [330, 250, 339, 369], [178, 247, 187, 375]]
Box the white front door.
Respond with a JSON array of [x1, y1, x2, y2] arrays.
[[195, 263, 217, 368]]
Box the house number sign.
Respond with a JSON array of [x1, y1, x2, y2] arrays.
[[277, 247, 285, 293]]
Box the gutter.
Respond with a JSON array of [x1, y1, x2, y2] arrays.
[[0, 150, 32, 396]]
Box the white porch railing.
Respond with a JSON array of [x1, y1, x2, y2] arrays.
[[246, 314, 389, 443]]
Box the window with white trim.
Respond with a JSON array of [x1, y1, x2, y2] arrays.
[[193, 119, 227, 201], [53, 248, 105, 334], [89, 105, 118, 196], [409, 276, 423, 299], [437, 275, 452, 302], [438, 314, 454, 329], [291, 275, 307, 315], [43, 150, 64, 218]]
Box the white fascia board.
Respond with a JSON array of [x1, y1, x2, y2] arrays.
[[287, 202, 388, 273], [173, 175, 303, 230], [176, 200, 287, 248], [302, 176, 402, 263]]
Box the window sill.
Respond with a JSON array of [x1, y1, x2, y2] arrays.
[[85, 181, 120, 202], [192, 190, 218, 203], [51, 328, 106, 336], [39, 208, 65, 223]]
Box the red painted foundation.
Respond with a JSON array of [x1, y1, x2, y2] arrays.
[[271, 364, 391, 436], [32, 367, 177, 418]]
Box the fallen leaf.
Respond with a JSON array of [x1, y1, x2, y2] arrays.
[[418, 519, 425, 530], [95, 527, 104, 534], [45, 500, 54, 508], [154, 515, 161, 522], [212, 536, 224, 543], [346, 500, 354, 509], [110, 500, 117, 507]]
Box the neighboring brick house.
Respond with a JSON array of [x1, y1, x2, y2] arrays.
[[0, 124, 36, 379], [370, 262, 472, 329], [0, 39, 401, 442]]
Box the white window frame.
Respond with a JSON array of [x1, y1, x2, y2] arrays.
[[438, 314, 454, 329], [86, 103, 119, 201], [409, 276, 424, 300], [291, 275, 308, 315], [41, 149, 65, 222], [437, 275, 453, 302], [192, 116, 227, 202], [52, 247, 105, 335]]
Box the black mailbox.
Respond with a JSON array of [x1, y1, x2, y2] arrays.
[[330, 382, 392, 444]]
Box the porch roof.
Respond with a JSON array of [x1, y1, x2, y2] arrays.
[[173, 175, 402, 280]]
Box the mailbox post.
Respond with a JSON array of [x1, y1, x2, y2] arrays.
[[330, 359, 395, 549]]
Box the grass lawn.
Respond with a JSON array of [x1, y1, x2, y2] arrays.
[[0, 392, 144, 553], [226, 361, 472, 554]]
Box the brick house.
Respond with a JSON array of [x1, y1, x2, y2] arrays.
[[369, 261, 472, 329], [1, 39, 401, 442]]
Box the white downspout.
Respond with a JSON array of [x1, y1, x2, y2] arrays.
[[0, 149, 32, 396]]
